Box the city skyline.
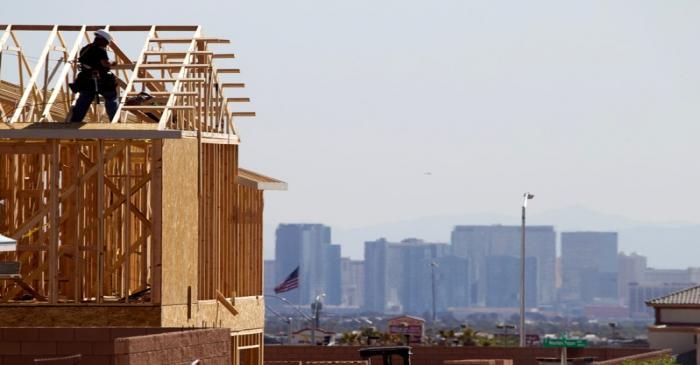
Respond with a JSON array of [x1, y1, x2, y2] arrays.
[[271, 222, 700, 319], [265, 205, 700, 269]]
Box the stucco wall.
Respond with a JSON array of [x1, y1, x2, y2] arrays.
[[659, 308, 700, 324], [648, 330, 696, 354]]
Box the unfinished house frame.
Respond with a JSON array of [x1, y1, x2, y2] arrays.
[[0, 25, 286, 364]]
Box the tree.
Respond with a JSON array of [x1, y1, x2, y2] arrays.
[[457, 326, 477, 346], [337, 331, 362, 345]]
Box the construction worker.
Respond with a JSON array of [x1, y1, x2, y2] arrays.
[[68, 29, 118, 123]]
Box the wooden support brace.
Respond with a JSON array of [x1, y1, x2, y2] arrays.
[[216, 290, 238, 315], [11, 277, 47, 301]]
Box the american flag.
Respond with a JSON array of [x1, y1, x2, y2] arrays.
[[274, 266, 299, 294]]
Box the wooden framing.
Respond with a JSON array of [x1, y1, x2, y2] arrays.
[[0, 139, 157, 304], [0, 24, 256, 136], [0, 25, 279, 365]]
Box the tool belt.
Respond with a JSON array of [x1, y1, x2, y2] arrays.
[[69, 70, 116, 94]]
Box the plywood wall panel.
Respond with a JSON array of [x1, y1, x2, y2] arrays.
[[160, 139, 199, 306]]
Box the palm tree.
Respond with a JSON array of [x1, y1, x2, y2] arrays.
[[439, 329, 456, 346], [458, 326, 477, 346], [337, 331, 361, 345]]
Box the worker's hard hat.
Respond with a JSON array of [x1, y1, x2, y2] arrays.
[[94, 29, 113, 43]]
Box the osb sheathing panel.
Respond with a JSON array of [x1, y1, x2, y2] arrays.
[[160, 296, 264, 331], [160, 139, 199, 306], [0, 305, 160, 327]]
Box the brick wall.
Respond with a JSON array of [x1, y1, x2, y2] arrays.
[[114, 328, 231, 365], [265, 346, 657, 365], [0, 327, 190, 365]]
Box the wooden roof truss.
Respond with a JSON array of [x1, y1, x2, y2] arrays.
[[0, 25, 254, 137]]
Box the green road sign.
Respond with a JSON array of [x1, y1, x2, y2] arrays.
[[542, 337, 587, 348]]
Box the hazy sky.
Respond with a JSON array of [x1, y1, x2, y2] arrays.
[[6, 1, 700, 262]]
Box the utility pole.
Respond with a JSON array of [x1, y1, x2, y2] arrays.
[[265, 304, 294, 344], [266, 294, 315, 344], [520, 192, 534, 347]]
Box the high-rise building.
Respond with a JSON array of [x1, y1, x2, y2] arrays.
[[451, 225, 556, 306], [435, 255, 470, 310], [363, 238, 447, 314], [560, 232, 618, 305], [628, 282, 693, 317], [340, 258, 364, 307], [275, 224, 339, 305], [398, 239, 448, 315], [644, 268, 694, 285], [617, 252, 647, 305], [325, 244, 342, 305], [264, 260, 276, 294], [485, 255, 537, 308], [364, 238, 402, 313]]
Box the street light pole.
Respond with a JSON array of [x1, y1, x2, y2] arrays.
[[520, 192, 534, 347], [311, 293, 326, 346], [431, 261, 438, 322], [496, 323, 515, 347]]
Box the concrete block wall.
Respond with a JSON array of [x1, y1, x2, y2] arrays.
[[0, 327, 181, 365], [0, 327, 232, 365], [114, 328, 231, 365]]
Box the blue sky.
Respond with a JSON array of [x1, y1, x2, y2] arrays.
[[6, 1, 700, 264]]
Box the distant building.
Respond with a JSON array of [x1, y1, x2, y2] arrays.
[[363, 238, 447, 314], [435, 255, 470, 310], [560, 232, 618, 305], [364, 238, 402, 313], [399, 239, 448, 315], [292, 327, 336, 345], [387, 315, 425, 344], [617, 252, 647, 305], [275, 224, 340, 305], [264, 260, 276, 294], [325, 244, 342, 305], [629, 282, 694, 317], [644, 268, 696, 285], [485, 255, 537, 308], [451, 225, 556, 306], [340, 258, 364, 307]]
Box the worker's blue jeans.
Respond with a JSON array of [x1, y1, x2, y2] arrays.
[[69, 88, 118, 123]]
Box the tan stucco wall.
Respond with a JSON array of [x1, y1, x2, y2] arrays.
[[660, 308, 700, 324], [648, 329, 696, 354]]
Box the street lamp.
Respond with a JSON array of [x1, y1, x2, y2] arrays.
[[311, 293, 326, 346], [430, 261, 438, 322], [608, 322, 618, 343], [520, 192, 534, 347], [496, 323, 516, 347]]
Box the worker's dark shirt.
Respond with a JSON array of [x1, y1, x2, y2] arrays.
[[78, 44, 110, 75]]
